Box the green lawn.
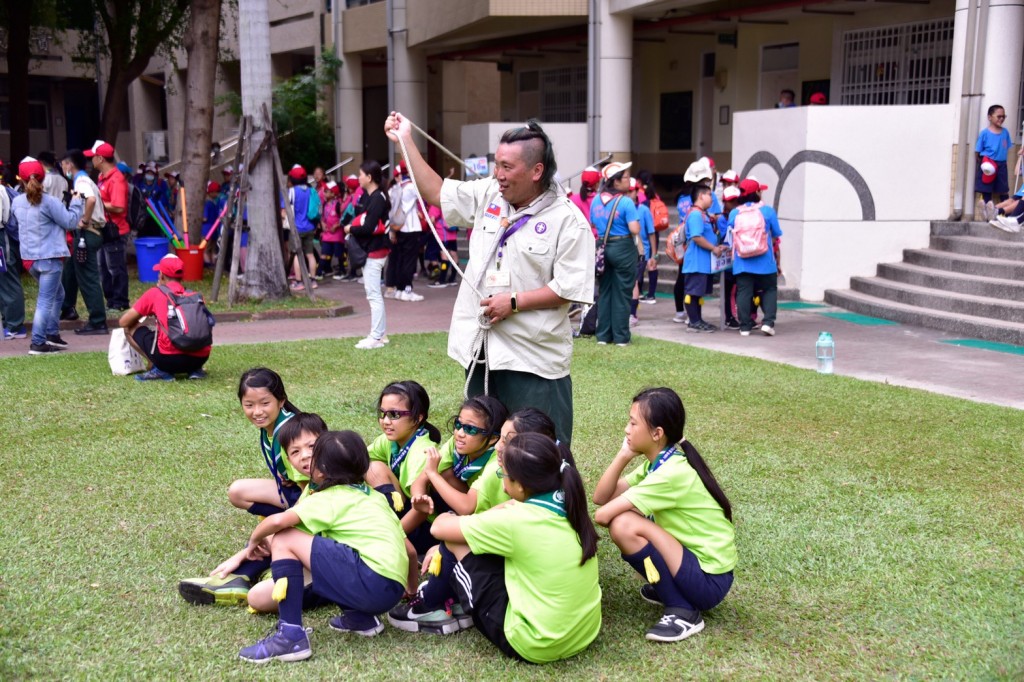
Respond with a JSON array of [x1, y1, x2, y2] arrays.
[[1, 334, 1021, 680]]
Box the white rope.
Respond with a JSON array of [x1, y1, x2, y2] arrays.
[[394, 122, 493, 398]]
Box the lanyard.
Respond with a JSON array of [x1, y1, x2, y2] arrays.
[[452, 448, 494, 482], [649, 444, 678, 474], [390, 427, 427, 477], [496, 215, 530, 270], [524, 489, 567, 517], [259, 408, 296, 504]]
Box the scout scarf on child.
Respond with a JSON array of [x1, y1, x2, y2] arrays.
[[260, 408, 296, 504], [452, 448, 494, 482], [648, 444, 679, 474], [524, 489, 567, 518], [390, 427, 428, 477]]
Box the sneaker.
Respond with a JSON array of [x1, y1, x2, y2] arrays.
[[332, 273, 345, 281], [136, 367, 176, 382], [640, 295, 657, 304], [428, 281, 448, 289], [740, 330, 751, 337], [387, 597, 468, 635], [74, 323, 109, 336], [106, 306, 128, 316], [700, 321, 718, 332], [239, 622, 312, 663], [640, 583, 662, 605], [45, 334, 69, 348], [28, 343, 60, 355], [289, 281, 305, 292], [354, 336, 386, 350], [312, 273, 323, 281], [645, 608, 705, 643], [687, 322, 713, 333], [178, 574, 251, 606], [629, 315, 639, 327], [991, 215, 1023, 233], [380, 335, 390, 344], [403, 290, 424, 302], [329, 612, 385, 637], [672, 312, 688, 324], [187, 369, 208, 380], [761, 323, 775, 336], [724, 318, 740, 330], [3, 326, 27, 340], [597, 341, 609, 345], [985, 201, 996, 221], [616, 342, 630, 347], [60, 308, 80, 321], [384, 287, 398, 299]]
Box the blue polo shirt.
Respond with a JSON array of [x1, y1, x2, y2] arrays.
[[976, 128, 1012, 162], [677, 192, 721, 218], [590, 192, 639, 238], [681, 208, 716, 274], [726, 203, 783, 275], [638, 203, 655, 258]]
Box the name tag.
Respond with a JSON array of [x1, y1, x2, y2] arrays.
[[485, 270, 511, 288]]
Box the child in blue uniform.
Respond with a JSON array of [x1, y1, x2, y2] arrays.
[[238, 430, 409, 663], [727, 179, 783, 336], [681, 186, 725, 333], [975, 104, 1014, 217], [594, 387, 736, 643]]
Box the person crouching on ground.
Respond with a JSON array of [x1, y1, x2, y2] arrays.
[[119, 253, 211, 381]]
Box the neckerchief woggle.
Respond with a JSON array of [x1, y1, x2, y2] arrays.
[[452, 447, 494, 482], [524, 489, 567, 517], [649, 444, 679, 474], [390, 427, 427, 477], [495, 216, 530, 270], [259, 408, 296, 504]]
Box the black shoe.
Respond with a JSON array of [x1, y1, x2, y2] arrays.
[[45, 334, 69, 348], [74, 323, 109, 336], [29, 343, 61, 355], [640, 583, 662, 605], [60, 308, 80, 321], [645, 608, 705, 642], [724, 318, 740, 330]]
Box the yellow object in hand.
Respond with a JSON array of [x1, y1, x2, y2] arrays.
[[392, 492, 404, 513], [428, 550, 442, 576], [643, 557, 661, 584], [272, 577, 288, 602]]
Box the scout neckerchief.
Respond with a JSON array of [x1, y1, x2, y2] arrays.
[[452, 447, 494, 482], [648, 444, 679, 475], [348, 482, 372, 495], [259, 408, 296, 504], [524, 489, 567, 517], [390, 427, 428, 477]]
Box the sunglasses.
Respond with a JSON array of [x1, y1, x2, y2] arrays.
[[453, 418, 486, 437], [378, 409, 413, 421], [496, 465, 507, 480]]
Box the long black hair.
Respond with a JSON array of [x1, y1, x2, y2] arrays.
[[503, 432, 597, 565], [359, 159, 383, 187], [311, 430, 370, 491], [450, 395, 508, 453], [507, 407, 575, 466], [632, 387, 733, 523], [378, 380, 441, 444], [238, 367, 300, 414]]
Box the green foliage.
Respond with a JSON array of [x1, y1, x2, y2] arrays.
[[1, 333, 1023, 679]]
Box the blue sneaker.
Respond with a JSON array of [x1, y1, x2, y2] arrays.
[[2, 326, 27, 340], [329, 611, 385, 637], [239, 622, 312, 664], [135, 368, 175, 382]]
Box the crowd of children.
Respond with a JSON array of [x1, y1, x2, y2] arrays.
[[177, 367, 737, 665]]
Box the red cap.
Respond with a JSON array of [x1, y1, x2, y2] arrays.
[[222, 165, 234, 176], [723, 186, 742, 201], [344, 174, 359, 190], [739, 178, 768, 194], [326, 180, 341, 195], [153, 254, 185, 278], [581, 166, 600, 186], [809, 92, 827, 105], [83, 140, 116, 158], [18, 157, 45, 182], [207, 181, 221, 193], [721, 170, 740, 184], [288, 164, 306, 180], [397, 160, 408, 175]]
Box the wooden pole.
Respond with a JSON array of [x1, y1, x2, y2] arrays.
[[211, 116, 249, 302]]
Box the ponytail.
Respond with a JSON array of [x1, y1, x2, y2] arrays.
[[26, 177, 43, 206], [559, 461, 599, 565], [680, 440, 732, 523], [422, 420, 442, 445]]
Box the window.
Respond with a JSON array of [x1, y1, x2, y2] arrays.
[[517, 66, 586, 123], [0, 101, 49, 130], [839, 19, 954, 105], [659, 91, 693, 150]]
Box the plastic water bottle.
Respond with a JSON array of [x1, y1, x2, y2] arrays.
[[816, 332, 834, 375], [76, 234, 88, 264]]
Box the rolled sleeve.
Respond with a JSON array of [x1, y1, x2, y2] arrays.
[[548, 212, 595, 304]]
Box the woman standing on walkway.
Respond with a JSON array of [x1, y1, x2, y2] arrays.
[[590, 162, 641, 346], [345, 160, 391, 350], [10, 158, 82, 355]]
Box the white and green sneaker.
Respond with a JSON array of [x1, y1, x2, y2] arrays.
[[387, 597, 471, 635], [178, 574, 250, 606]]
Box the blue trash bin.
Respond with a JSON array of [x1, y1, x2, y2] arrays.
[[135, 237, 170, 282]]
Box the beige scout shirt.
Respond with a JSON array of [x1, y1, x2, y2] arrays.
[[73, 174, 106, 227], [441, 177, 595, 380]]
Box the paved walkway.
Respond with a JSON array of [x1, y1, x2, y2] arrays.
[[3, 278, 1021, 410]]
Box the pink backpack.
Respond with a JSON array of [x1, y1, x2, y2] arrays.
[[322, 198, 341, 229], [732, 202, 768, 258]]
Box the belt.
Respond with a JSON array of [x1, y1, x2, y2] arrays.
[[606, 235, 632, 242]]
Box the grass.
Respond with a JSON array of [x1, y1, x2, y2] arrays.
[[17, 264, 336, 317], [1, 333, 1022, 680]]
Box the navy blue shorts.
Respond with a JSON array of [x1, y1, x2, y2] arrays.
[[309, 535, 405, 616], [281, 483, 303, 508], [684, 272, 714, 298], [976, 159, 1009, 196], [320, 241, 345, 258], [673, 547, 734, 612]]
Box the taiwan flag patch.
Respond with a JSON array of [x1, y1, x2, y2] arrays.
[[485, 203, 501, 220]]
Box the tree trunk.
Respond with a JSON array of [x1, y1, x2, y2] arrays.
[[99, 68, 134, 146], [180, 0, 222, 244], [238, 0, 288, 300], [4, 0, 31, 163]]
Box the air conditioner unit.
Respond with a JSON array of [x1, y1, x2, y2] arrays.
[[144, 131, 169, 163]]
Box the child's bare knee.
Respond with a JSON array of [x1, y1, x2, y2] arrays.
[[364, 461, 393, 488], [227, 480, 249, 508]]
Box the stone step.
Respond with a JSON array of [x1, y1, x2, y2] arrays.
[[931, 220, 1024, 242], [849, 277, 1024, 324], [877, 261, 1024, 300], [930, 235, 1024, 261], [824, 288, 1024, 346], [903, 249, 1024, 280]]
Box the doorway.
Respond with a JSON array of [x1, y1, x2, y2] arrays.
[[760, 43, 799, 109]]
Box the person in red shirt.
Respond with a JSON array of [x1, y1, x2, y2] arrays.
[[85, 140, 130, 312], [119, 253, 212, 381]]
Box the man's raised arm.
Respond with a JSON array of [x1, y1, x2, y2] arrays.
[[384, 111, 443, 206]]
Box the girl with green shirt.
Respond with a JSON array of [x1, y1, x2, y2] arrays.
[[238, 431, 409, 664], [594, 387, 736, 643], [429, 433, 601, 663]]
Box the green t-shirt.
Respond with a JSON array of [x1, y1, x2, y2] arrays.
[[623, 455, 737, 574], [367, 430, 439, 497], [460, 501, 601, 663], [471, 455, 510, 513], [260, 411, 309, 485], [294, 484, 409, 586]]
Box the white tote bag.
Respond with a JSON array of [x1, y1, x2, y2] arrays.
[[108, 328, 147, 376]]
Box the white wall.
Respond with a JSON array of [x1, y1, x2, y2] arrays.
[[461, 123, 589, 192], [733, 104, 953, 300]]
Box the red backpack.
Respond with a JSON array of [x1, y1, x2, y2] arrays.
[[732, 202, 769, 258], [650, 196, 670, 232], [665, 207, 702, 264]]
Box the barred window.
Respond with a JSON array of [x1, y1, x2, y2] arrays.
[[519, 66, 586, 123], [839, 18, 954, 106]]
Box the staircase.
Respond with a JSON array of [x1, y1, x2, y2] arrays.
[[824, 221, 1024, 346]]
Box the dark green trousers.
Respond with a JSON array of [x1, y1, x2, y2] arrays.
[[0, 231, 25, 330], [62, 230, 107, 326], [466, 367, 574, 447]]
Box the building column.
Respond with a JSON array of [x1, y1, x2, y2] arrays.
[[979, 0, 1024, 144], [335, 49, 364, 169], [388, 0, 427, 158], [594, 0, 632, 161]]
